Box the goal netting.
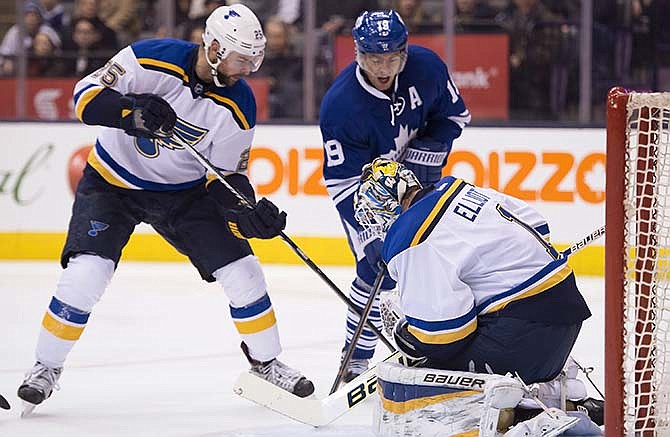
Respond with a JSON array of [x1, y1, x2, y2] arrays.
[[606, 87, 670, 437]]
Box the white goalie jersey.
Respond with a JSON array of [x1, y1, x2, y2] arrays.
[[73, 38, 256, 191], [381, 176, 587, 350]]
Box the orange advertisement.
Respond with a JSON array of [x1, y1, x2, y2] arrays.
[[248, 146, 605, 204]]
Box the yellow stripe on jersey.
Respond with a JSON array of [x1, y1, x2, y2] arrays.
[[87, 148, 132, 189], [379, 384, 481, 415], [411, 179, 466, 247], [408, 316, 477, 345], [233, 309, 277, 334], [42, 312, 85, 341], [203, 91, 250, 130], [137, 58, 189, 83], [75, 86, 104, 121], [485, 263, 574, 314]]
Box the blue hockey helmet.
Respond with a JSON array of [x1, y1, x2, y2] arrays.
[[352, 10, 408, 55], [353, 158, 422, 234]]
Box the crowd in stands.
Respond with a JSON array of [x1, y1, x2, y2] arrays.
[[0, 0, 667, 122]]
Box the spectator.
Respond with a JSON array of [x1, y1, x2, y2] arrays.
[[391, 0, 441, 33], [259, 15, 303, 119], [147, 0, 193, 38], [228, 0, 301, 25], [28, 30, 68, 77], [0, 1, 61, 76], [498, 0, 562, 119], [455, 0, 499, 33], [40, 0, 71, 34], [62, 17, 115, 77], [72, 0, 118, 49], [97, 0, 142, 46], [316, 1, 379, 36], [183, 21, 205, 44]]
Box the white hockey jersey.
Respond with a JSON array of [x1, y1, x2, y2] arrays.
[[382, 176, 590, 350], [73, 38, 256, 190]]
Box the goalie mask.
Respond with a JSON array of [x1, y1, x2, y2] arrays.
[[203, 5, 266, 87], [354, 158, 422, 233]]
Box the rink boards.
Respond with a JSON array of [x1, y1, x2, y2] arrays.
[[0, 123, 605, 275]]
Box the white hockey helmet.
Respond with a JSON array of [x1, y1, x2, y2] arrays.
[[202, 4, 266, 85]]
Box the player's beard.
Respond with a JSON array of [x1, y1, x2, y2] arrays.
[[217, 71, 239, 87]]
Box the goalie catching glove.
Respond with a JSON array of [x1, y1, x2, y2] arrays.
[[226, 198, 287, 240], [119, 93, 177, 139]]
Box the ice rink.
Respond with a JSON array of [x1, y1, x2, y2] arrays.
[[0, 261, 605, 437]]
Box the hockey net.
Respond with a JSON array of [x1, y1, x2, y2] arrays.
[[606, 87, 670, 437]]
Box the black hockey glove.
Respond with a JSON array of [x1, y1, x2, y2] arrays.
[[225, 197, 287, 239], [393, 318, 426, 361], [119, 93, 176, 139], [402, 137, 451, 187]]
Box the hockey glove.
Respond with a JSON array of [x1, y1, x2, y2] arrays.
[[225, 197, 287, 239], [402, 137, 450, 187], [363, 236, 384, 271], [119, 93, 177, 139], [393, 318, 426, 361]]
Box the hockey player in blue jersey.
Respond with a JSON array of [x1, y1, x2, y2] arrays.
[[320, 9, 471, 382], [354, 158, 604, 431], [17, 4, 314, 415]]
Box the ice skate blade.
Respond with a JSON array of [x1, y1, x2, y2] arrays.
[[20, 402, 37, 418]]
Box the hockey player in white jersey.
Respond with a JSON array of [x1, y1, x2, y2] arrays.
[[353, 158, 604, 435], [17, 4, 314, 415]]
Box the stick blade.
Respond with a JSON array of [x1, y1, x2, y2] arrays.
[[233, 371, 327, 427]]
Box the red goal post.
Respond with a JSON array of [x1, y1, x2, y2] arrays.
[[606, 87, 670, 437]]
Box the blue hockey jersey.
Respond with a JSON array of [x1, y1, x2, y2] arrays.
[[320, 45, 470, 260]]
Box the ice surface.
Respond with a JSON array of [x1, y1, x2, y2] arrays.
[[0, 261, 604, 436]]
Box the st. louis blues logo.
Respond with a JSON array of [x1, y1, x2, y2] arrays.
[[88, 220, 109, 237], [134, 118, 208, 158]]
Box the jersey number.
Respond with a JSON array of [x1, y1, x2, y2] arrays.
[[324, 139, 345, 167], [92, 61, 126, 87]]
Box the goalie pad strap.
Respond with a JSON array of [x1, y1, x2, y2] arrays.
[[403, 148, 449, 166]]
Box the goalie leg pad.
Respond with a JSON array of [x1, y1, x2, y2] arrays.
[[374, 362, 502, 437]]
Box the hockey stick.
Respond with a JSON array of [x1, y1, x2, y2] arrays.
[[232, 224, 607, 426], [171, 135, 394, 351], [560, 225, 605, 258], [234, 349, 410, 426], [330, 265, 387, 394]]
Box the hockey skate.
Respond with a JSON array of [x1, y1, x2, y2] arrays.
[[17, 362, 62, 417], [342, 357, 369, 384], [241, 343, 314, 398]]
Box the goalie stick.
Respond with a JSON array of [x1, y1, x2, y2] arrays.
[[232, 224, 606, 427], [170, 134, 395, 351]]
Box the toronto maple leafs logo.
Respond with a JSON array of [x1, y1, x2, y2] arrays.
[[392, 97, 406, 117], [380, 124, 418, 162]]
